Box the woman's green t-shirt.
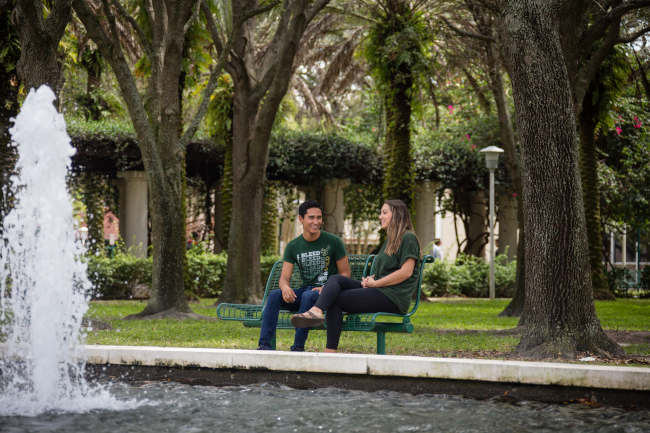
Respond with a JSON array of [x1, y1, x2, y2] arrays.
[[373, 231, 420, 315]]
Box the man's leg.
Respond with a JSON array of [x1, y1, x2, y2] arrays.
[[259, 289, 304, 349], [291, 289, 319, 351]]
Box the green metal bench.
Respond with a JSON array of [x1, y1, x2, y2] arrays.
[[216, 253, 434, 354]]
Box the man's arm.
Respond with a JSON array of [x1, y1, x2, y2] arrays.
[[279, 262, 297, 302], [336, 255, 351, 278]]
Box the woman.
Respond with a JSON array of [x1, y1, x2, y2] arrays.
[[291, 199, 420, 353]]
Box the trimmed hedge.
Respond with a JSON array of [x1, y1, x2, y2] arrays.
[[87, 247, 281, 299], [422, 254, 516, 298]]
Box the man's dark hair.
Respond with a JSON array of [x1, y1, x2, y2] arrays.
[[299, 200, 322, 218]]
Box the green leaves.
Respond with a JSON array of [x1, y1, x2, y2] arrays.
[[423, 254, 516, 298]]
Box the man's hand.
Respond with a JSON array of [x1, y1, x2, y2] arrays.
[[311, 286, 323, 293], [281, 286, 297, 303]]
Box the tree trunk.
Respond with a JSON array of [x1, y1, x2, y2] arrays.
[[578, 94, 615, 300], [218, 86, 266, 304], [129, 27, 192, 318], [500, 1, 622, 359], [383, 74, 414, 209], [218, 0, 331, 303], [14, 0, 71, 102]]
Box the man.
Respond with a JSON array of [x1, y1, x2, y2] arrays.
[[432, 239, 441, 261], [258, 200, 350, 351]]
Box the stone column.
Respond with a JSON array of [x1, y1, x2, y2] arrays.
[[321, 179, 349, 237], [498, 193, 518, 262], [414, 180, 438, 255], [467, 191, 487, 258], [116, 171, 148, 257]]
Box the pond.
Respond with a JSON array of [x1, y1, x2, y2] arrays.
[[1, 381, 649, 433]]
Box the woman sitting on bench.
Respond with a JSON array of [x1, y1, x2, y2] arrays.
[[292, 199, 421, 353]]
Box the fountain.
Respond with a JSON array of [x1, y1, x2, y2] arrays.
[[0, 86, 133, 416]]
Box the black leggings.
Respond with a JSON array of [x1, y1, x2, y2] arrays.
[[314, 274, 399, 350]]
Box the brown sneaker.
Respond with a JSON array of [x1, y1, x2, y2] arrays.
[[291, 311, 325, 328]]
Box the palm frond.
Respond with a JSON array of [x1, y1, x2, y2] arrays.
[[314, 26, 365, 96]]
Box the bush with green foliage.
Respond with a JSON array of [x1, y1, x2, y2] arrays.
[[86, 251, 152, 299], [422, 254, 516, 298], [87, 246, 280, 300]]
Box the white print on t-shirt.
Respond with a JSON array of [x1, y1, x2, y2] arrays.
[[297, 245, 332, 284]]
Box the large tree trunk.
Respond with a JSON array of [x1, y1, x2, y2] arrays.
[[128, 25, 192, 318], [500, 1, 622, 359], [13, 0, 71, 102], [578, 94, 615, 301], [73, 0, 202, 319], [217, 0, 331, 303], [218, 85, 266, 304]]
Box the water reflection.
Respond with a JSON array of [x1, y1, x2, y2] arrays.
[[1, 382, 648, 432]]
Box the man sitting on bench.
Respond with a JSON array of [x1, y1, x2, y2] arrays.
[[258, 199, 350, 351]]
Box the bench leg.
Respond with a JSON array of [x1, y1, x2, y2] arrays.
[[376, 331, 386, 355], [271, 333, 277, 350]]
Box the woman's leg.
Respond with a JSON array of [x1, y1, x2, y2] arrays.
[[312, 275, 362, 314], [291, 275, 362, 333], [325, 288, 399, 351]]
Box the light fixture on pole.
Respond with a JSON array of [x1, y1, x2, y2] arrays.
[[79, 227, 89, 244], [480, 145, 504, 300]]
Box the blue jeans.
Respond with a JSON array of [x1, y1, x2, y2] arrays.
[[258, 286, 320, 350]]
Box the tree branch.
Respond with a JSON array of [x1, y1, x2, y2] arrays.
[[46, 0, 74, 40], [618, 24, 650, 43], [179, 0, 281, 148], [306, 0, 332, 24], [575, 15, 621, 109], [183, 0, 201, 34], [200, 0, 224, 55], [111, 0, 154, 60], [441, 16, 495, 43], [73, 0, 155, 154], [581, 0, 650, 49]]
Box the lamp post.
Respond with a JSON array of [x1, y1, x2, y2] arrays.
[[480, 146, 504, 300]]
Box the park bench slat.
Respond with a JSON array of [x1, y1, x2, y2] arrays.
[[217, 253, 434, 354]]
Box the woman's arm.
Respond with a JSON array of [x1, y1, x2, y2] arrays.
[[362, 258, 416, 288]]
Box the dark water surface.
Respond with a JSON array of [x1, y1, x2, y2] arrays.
[[1, 381, 649, 433]]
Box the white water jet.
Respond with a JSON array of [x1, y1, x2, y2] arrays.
[[0, 86, 135, 416]]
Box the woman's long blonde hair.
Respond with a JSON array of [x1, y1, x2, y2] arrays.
[[384, 199, 419, 256]]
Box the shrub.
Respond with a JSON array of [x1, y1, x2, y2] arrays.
[[87, 246, 281, 299], [86, 251, 152, 299], [422, 253, 516, 298]]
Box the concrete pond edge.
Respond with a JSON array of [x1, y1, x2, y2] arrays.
[[85, 345, 650, 391]]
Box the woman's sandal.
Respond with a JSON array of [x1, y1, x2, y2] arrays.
[[291, 311, 325, 328]]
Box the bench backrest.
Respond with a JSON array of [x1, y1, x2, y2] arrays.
[[260, 254, 372, 305]]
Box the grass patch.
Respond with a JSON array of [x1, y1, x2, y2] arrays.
[[84, 298, 650, 357]]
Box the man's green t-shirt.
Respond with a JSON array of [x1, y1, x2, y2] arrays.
[[374, 231, 420, 315], [283, 231, 347, 287]]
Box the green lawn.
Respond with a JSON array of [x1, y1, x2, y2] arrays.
[[85, 298, 649, 357]]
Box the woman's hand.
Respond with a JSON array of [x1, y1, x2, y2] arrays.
[[362, 275, 377, 288]]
